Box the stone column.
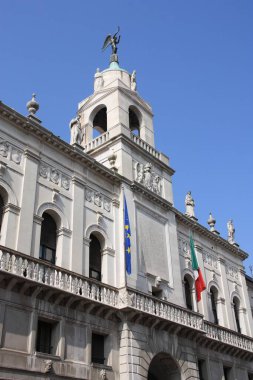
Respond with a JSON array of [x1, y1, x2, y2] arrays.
[[218, 258, 230, 328], [16, 149, 39, 254], [56, 227, 72, 269], [113, 197, 125, 288], [0, 204, 20, 249], [83, 237, 91, 277], [31, 215, 43, 258], [101, 247, 115, 286], [70, 177, 85, 274]]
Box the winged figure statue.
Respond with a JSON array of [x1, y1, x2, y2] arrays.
[[102, 27, 121, 55]]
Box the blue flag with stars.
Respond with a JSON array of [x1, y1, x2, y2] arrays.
[[124, 195, 131, 275]]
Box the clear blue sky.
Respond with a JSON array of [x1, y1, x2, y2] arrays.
[[1, 0, 253, 273]]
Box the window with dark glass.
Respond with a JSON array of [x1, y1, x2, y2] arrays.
[[223, 366, 232, 380], [36, 320, 54, 354], [233, 297, 241, 333], [40, 213, 57, 264], [92, 333, 105, 364], [184, 276, 193, 310], [198, 360, 207, 380], [89, 234, 102, 281], [210, 287, 218, 324], [0, 195, 4, 232]]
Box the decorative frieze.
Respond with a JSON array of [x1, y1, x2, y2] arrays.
[[202, 251, 218, 269], [178, 237, 190, 256], [226, 264, 239, 280], [85, 186, 112, 212], [0, 140, 22, 165], [134, 161, 161, 195], [39, 163, 70, 191]]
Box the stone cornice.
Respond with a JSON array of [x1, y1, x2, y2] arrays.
[[175, 211, 248, 260], [0, 102, 121, 186]]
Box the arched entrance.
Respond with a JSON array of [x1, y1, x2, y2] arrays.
[[148, 353, 181, 380]]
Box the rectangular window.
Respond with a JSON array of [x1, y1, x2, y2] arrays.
[[198, 359, 207, 380], [92, 333, 105, 364], [36, 320, 56, 354]]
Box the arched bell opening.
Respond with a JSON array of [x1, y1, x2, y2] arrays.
[[148, 353, 181, 380], [92, 106, 107, 138], [129, 105, 141, 136]]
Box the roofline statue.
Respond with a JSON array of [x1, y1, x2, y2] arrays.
[[102, 27, 121, 63]]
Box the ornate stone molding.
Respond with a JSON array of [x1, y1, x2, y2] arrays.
[[0, 140, 23, 165], [39, 162, 71, 191], [85, 186, 112, 213]]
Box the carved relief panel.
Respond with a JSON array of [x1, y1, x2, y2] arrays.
[[0, 140, 23, 165], [85, 186, 112, 213], [39, 163, 70, 191], [134, 161, 161, 195]]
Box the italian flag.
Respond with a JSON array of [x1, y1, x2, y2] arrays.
[[190, 235, 206, 302]]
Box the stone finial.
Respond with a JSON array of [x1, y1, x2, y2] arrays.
[[208, 212, 216, 231], [108, 150, 118, 172], [185, 191, 197, 220], [26, 93, 39, 115], [227, 219, 235, 244]]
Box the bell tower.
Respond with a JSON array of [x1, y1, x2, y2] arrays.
[[76, 34, 174, 204]]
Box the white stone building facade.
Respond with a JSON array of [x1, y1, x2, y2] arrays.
[[0, 55, 252, 380]]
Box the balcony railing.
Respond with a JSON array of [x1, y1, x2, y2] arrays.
[[124, 288, 204, 331], [0, 246, 118, 308], [203, 321, 253, 353], [84, 131, 110, 152], [131, 134, 161, 160], [0, 246, 253, 354]]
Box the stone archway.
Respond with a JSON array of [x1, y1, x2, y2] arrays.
[[148, 353, 181, 380]]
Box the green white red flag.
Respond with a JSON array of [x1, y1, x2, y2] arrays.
[[190, 235, 206, 302]]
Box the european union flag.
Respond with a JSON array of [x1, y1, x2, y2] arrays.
[[124, 195, 131, 275]]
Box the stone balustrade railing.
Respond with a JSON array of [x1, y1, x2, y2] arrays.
[[0, 247, 118, 308], [121, 288, 204, 331], [131, 134, 161, 160], [1, 246, 253, 353], [84, 131, 110, 152], [203, 321, 253, 352]]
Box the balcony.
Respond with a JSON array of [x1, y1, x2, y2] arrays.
[[0, 245, 253, 357]]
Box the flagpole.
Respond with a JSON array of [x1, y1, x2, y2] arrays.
[[122, 186, 127, 289]]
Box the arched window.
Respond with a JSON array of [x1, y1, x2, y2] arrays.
[[184, 275, 193, 310], [0, 194, 5, 232], [129, 106, 141, 136], [233, 296, 241, 333], [93, 106, 107, 138], [89, 234, 102, 281], [210, 286, 218, 324], [40, 213, 57, 264]]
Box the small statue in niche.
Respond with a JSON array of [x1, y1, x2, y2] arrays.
[[153, 175, 161, 194], [131, 70, 137, 91], [135, 162, 144, 183], [185, 191, 195, 218], [69, 115, 83, 145], [94, 68, 104, 91], [143, 163, 152, 189], [227, 219, 235, 244]]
